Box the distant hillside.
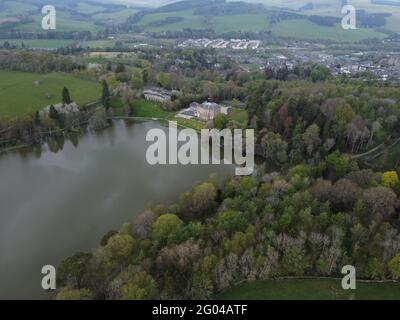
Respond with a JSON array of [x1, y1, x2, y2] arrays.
[[123, 0, 387, 42], [0, 0, 394, 43], [120, 0, 179, 7]]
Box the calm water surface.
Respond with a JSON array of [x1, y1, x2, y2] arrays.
[[0, 121, 235, 299]]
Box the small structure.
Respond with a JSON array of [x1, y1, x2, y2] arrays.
[[143, 87, 172, 103]]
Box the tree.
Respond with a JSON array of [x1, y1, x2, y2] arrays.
[[326, 151, 349, 179], [214, 113, 228, 129], [100, 230, 118, 246], [309, 179, 332, 202], [388, 254, 400, 279], [34, 111, 41, 125], [49, 105, 59, 121], [131, 71, 144, 89], [217, 211, 248, 235], [62, 87, 71, 104], [157, 72, 172, 89], [382, 171, 399, 189], [101, 80, 110, 110], [131, 211, 157, 240], [263, 132, 288, 165], [302, 124, 321, 156], [105, 234, 134, 262], [191, 183, 217, 219], [152, 214, 184, 245], [106, 61, 112, 71], [329, 179, 361, 211], [55, 288, 92, 300], [116, 72, 132, 83], [115, 63, 125, 73], [58, 252, 93, 288], [121, 271, 157, 300], [362, 186, 397, 220], [122, 85, 134, 116]]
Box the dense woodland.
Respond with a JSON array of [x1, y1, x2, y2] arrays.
[[55, 165, 400, 300]]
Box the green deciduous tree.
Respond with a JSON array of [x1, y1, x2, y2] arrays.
[[152, 214, 184, 246], [101, 80, 110, 109], [105, 234, 134, 263], [121, 271, 157, 300], [58, 252, 92, 288], [388, 254, 400, 279], [62, 86, 71, 104]]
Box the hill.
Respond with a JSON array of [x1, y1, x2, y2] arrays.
[[129, 0, 387, 41], [0, 0, 397, 43]]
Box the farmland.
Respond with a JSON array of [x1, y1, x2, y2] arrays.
[[270, 19, 386, 42], [0, 71, 101, 117], [0, 39, 76, 49]]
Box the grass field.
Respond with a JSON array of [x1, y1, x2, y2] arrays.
[[217, 279, 400, 300], [229, 108, 248, 126], [111, 97, 173, 118], [82, 40, 116, 49], [174, 116, 207, 131], [212, 14, 270, 33], [271, 20, 386, 42], [0, 39, 76, 49], [132, 99, 172, 118], [0, 71, 101, 117], [93, 8, 140, 23], [139, 10, 207, 32]]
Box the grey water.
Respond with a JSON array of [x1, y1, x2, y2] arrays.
[[0, 121, 235, 299]]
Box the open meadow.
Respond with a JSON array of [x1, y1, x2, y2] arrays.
[[0, 71, 101, 117]]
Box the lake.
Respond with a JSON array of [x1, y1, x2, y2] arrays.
[[0, 121, 236, 299]]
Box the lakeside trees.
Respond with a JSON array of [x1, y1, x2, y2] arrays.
[[55, 164, 400, 299]]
